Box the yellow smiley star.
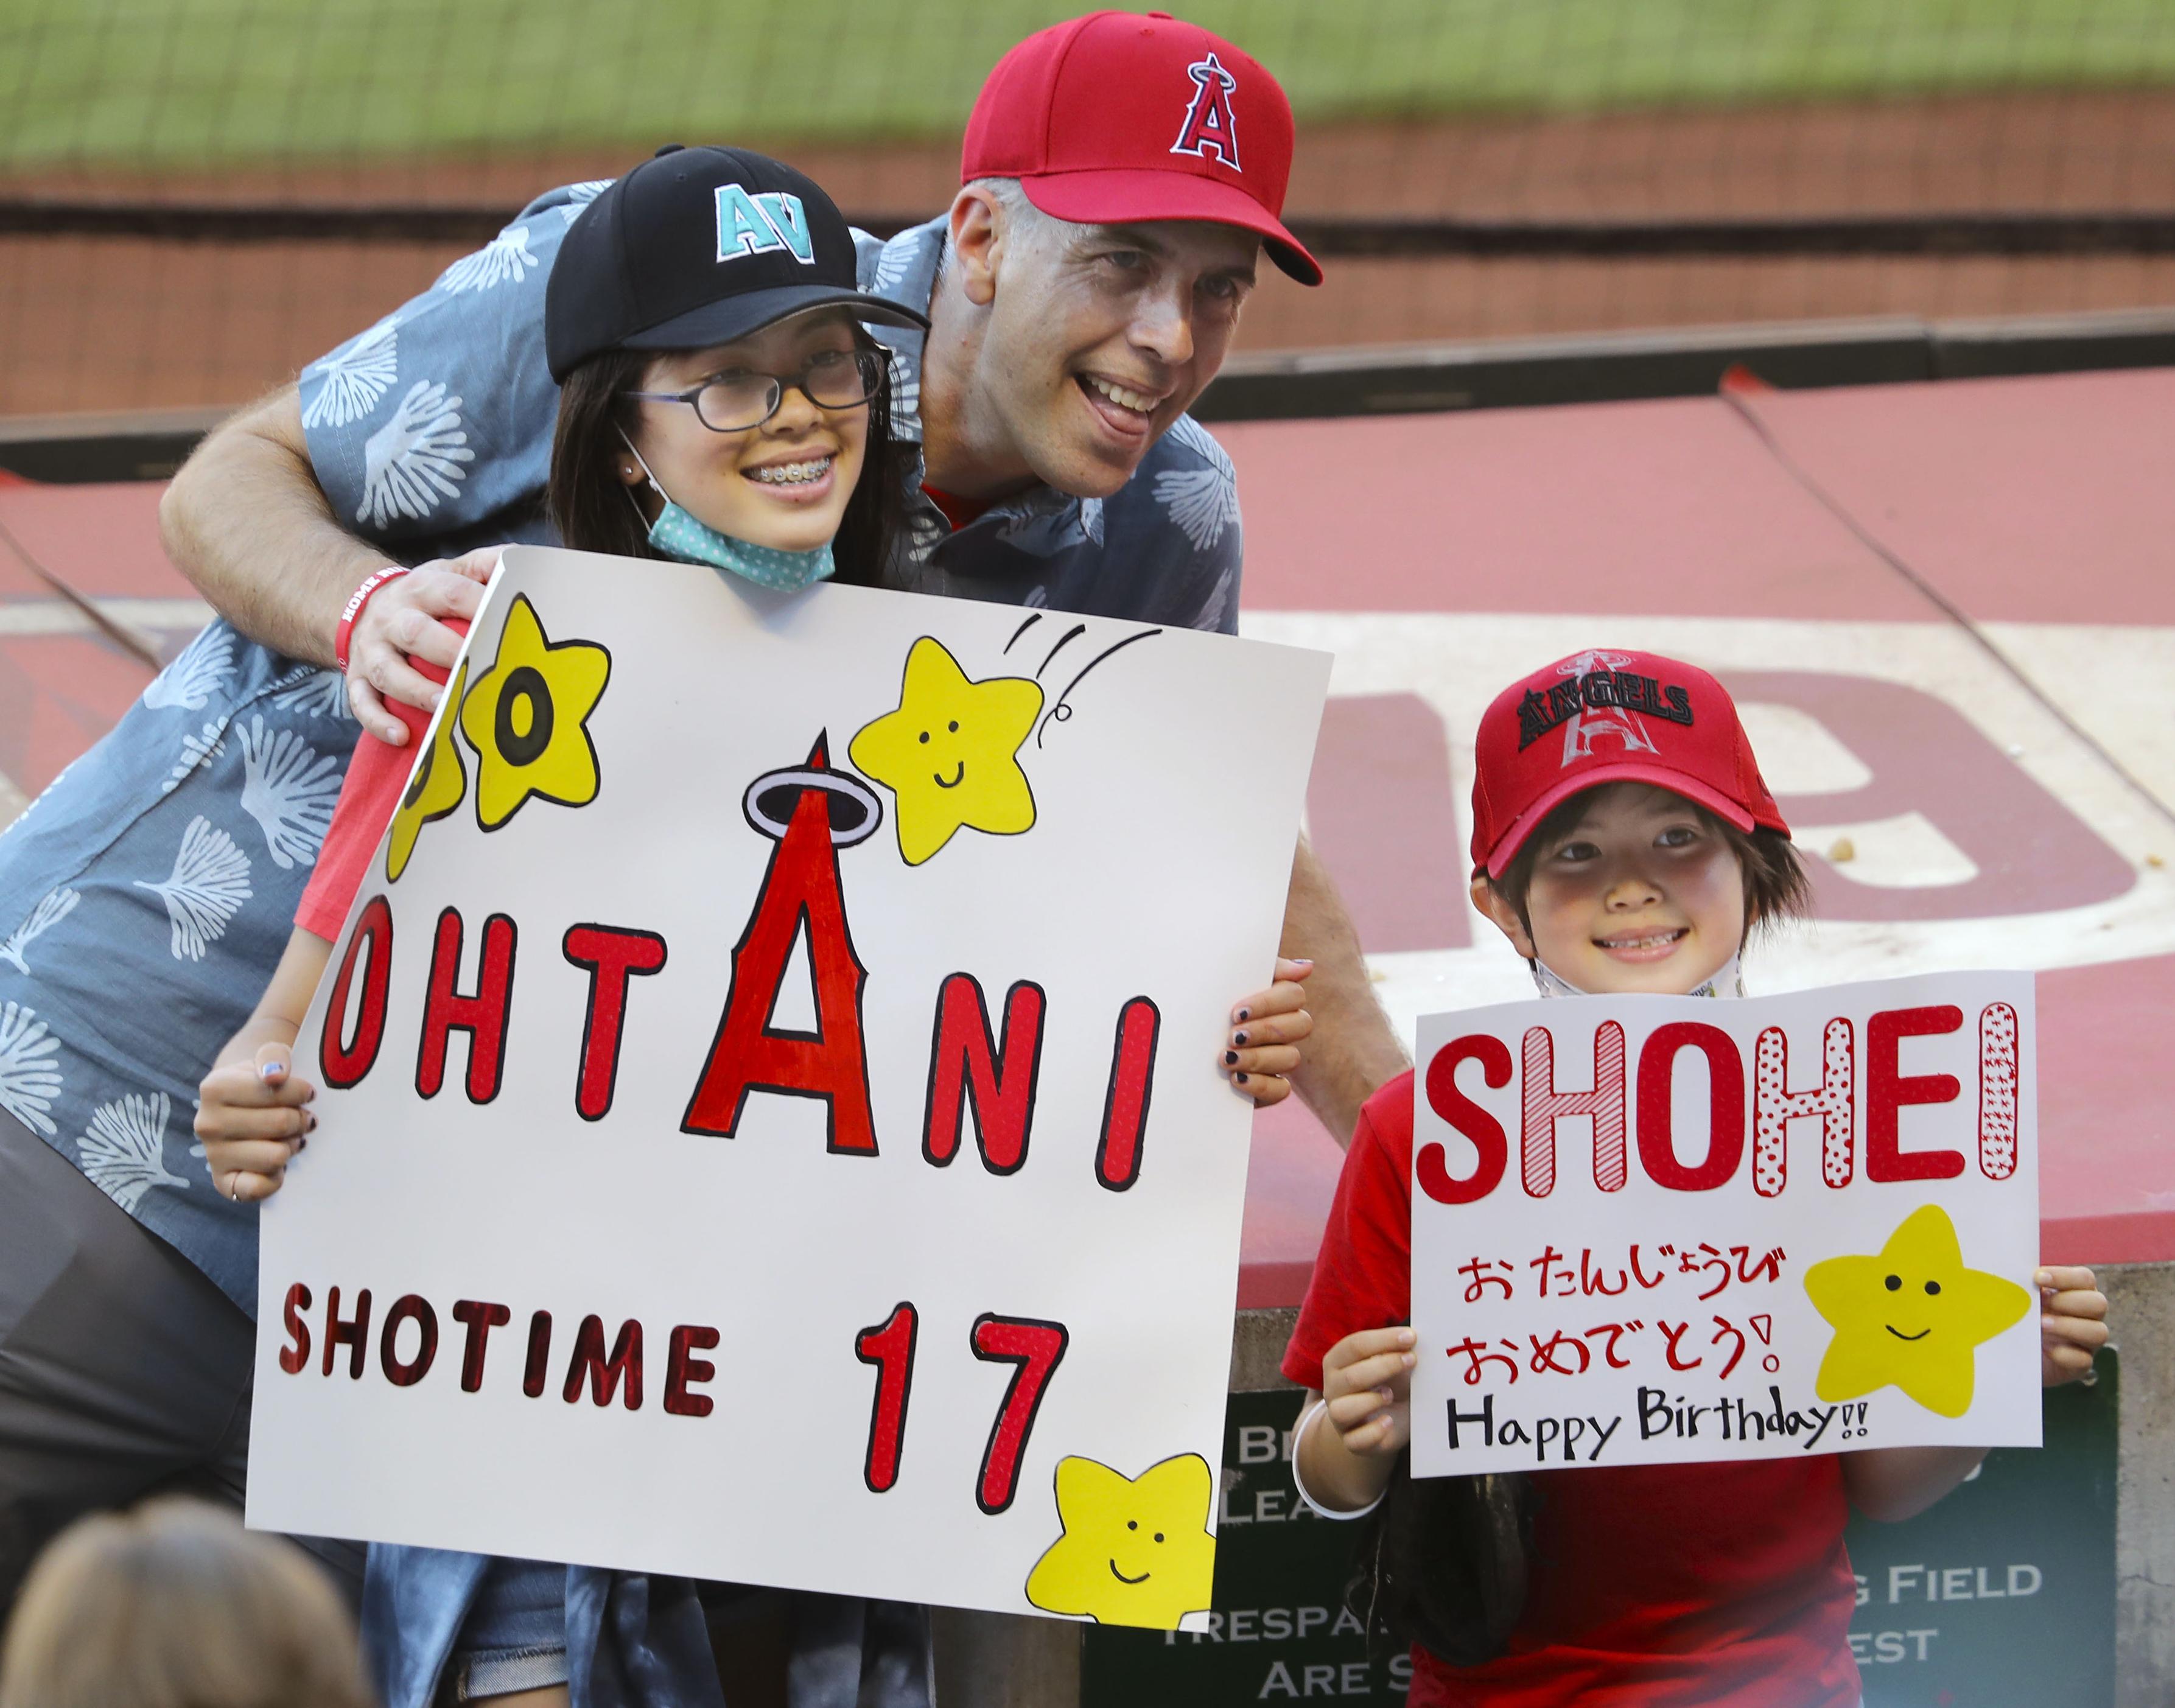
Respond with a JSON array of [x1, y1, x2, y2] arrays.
[[1024, 1454, 1215, 1631], [457, 595, 611, 831], [848, 636, 1041, 866], [1803, 1204, 2030, 1418], [386, 658, 468, 881]]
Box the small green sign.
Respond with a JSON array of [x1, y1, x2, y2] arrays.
[[1081, 1353, 2114, 1706], [1846, 1351, 2115, 1706]]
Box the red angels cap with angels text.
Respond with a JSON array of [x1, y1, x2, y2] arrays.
[[960, 10, 1322, 285], [1469, 648, 1790, 879]]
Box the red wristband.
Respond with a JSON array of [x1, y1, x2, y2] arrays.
[[334, 567, 410, 674]]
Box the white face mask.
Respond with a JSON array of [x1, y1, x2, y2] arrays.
[[618, 434, 835, 593], [1530, 954, 1745, 1001]]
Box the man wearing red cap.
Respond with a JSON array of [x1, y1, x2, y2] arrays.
[[161, 10, 1402, 1147]]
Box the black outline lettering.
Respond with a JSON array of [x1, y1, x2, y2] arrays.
[[1094, 997, 1161, 1192], [921, 974, 1047, 1175], [415, 908, 519, 1103], [562, 923, 668, 1121], [854, 1302, 919, 1494], [320, 896, 393, 1089], [970, 1314, 1069, 1516]]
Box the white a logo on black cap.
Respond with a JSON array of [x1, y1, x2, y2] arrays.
[[716, 186, 816, 265]]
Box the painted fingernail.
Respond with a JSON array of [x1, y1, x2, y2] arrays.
[[1224, 1051, 1239, 1066], [261, 1060, 285, 1079], [1235, 1071, 1250, 1083], [295, 1136, 309, 1152], [304, 1115, 317, 1132], [1233, 1030, 1249, 1046], [1293, 957, 1314, 967], [1235, 1007, 1251, 1022]]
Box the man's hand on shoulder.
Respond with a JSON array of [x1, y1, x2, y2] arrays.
[[345, 547, 500, 742]]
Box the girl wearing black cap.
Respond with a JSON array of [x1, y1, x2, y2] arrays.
[[540, 144, 930, 595], [195, 147, 933, 1708]]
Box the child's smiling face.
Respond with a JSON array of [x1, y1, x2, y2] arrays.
[[1473, 782, 1746, 995]]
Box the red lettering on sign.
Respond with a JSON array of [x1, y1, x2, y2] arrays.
[[451, 1300, 511, 1394], [855, 1302, 919, 1493], [922, 975, 1046, 1174], [320, 896, 392, 1089], [682, 738, 876, 1154], [1419, 1035, 1511, 1205], [321, 1286, 373, 1380], [1521, 1021, 1627, 1197], [416, 908, 519, 1102], [562, 924, 668, 1121], [561, 1315, 643, 1410], [1867, 1005, 1966, 1182], [1752, 1018, 1855, 1195], [379, 1293, 439, 1387], [664, 1325, 720, 1419], [1978, 1002, 2020, 1180], [1094, 998, 1161, 1192], [1636, 1023, 1745, 1192], [522, 1311, 553, 1399], [278, 1282, 313, 1375], [970, 1315, 1069, 1515]]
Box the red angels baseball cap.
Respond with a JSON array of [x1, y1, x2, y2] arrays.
[[960, 10, 1322, 285], [1469, 648, 1790, 878]]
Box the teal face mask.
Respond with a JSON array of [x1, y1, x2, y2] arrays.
[[621, 436, 835, 593]]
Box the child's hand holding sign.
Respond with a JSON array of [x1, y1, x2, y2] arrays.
[[2037, 1266, 2110, 1385]]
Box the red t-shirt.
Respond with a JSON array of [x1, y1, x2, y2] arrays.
[[295, 626, 463, 940], [1283, 1072, 1862, 1708]]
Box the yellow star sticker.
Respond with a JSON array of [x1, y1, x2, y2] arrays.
[[457, 595, 611, 831], [1804, 1204, 2030, 1418], [1025, 1454, 1215, 1631], [387, 658, 468, 882], [848, 637, 1040, 866]]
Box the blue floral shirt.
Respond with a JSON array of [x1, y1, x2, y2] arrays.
[[0, 183, 1245, 1316]]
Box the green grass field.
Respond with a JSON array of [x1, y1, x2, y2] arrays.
[[6, 0, 2175, 172]]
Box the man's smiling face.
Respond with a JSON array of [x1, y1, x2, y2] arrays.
[[982, 213, 1258, 499]]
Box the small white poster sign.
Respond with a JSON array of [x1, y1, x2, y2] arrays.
[[1410, 974, 2040, 1478], [248, 545, 1329, 1629]]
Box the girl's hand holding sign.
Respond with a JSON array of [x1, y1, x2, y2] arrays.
[[1221, 956, 1314, 1105], [2037, 1265, 2110, 1385]]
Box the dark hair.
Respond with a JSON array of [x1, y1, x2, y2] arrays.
[[1485, 781, 1812, 945], [545, 326, 910, 588]]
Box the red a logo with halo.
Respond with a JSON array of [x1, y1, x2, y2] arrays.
[[1171, 52, 1242, 171]]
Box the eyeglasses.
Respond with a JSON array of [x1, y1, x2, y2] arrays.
[[624, 347, 888, 433]]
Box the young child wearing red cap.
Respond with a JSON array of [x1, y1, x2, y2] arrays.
[[1282, 648, 2109, 1707]]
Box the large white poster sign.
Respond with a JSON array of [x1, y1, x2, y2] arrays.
[[1410, 974, 2040, 1478], [248, 545, 1329, 1628]]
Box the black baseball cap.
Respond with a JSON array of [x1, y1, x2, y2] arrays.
[[545, 144, 929, 383]]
